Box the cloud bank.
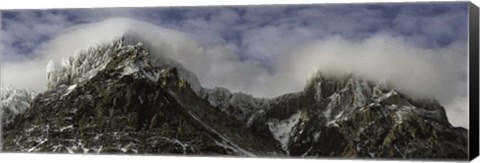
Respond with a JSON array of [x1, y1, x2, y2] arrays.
[[1, 3, 469, 128]]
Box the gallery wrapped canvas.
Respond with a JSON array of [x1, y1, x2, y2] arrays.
[[0, 1, 478, 162]]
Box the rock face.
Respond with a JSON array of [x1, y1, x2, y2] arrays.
[[1, 35, 468, 160]]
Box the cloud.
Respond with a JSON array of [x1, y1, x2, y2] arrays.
[[1, 10, 73, 61], [273, 34, 467, 102], [444, 96, 469, 128], [391, 4, 468, 47]]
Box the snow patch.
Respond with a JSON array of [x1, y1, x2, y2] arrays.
[[313, 131, 322, 141], [190, 113, 255, 156], [1, 85, 36, 124], [267, 111, 302, 153], [352, 78, 367, 107], [314, 82, 322, 102], [214, 139, 238, 154], [121, 62, 142, 76], [62, 84, 77, 96], [59, 125, 74, 132], [26, 138, 47, 152]]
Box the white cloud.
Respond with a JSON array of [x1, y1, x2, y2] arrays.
[[241, 25, 317, 63], [271, 34, 467, 102], [444, 96, 469, 128]]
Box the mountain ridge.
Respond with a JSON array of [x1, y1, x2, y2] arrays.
[[1, 35, 468, 160]]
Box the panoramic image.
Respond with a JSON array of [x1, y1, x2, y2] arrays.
[[0, 2, 470, 160]]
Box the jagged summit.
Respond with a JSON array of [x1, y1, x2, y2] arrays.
[[305, 70, 442, 107], [301, 71, 450, 125], [46, 35, 203, 93]]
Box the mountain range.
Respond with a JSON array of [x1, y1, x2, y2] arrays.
[[1, 34, 468, 160]]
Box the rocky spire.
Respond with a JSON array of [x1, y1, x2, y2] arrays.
[[45, 33, 204, 94]]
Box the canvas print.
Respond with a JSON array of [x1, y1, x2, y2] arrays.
[[0, 2, 476, 161]]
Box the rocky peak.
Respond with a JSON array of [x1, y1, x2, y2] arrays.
[[46, 37, 128, 89], [45, 34, 203, 94], [306, 73, 371, 99]]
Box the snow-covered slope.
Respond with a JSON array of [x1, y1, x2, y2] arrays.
[[1, 85, 36, 125], [267, 111, 301, 154]]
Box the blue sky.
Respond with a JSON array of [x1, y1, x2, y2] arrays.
[[1, 2, 468, 62], [0, 2, 471, 128]]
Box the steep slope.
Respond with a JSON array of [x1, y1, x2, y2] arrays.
[[2, 35, 468, 160]]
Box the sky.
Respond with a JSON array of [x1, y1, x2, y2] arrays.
[[0, 2, 470, 128]]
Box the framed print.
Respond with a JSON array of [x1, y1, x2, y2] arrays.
[[1, 1, 479, 161]]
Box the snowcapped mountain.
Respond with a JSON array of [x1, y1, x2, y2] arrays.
[[1, 85, 36, 126], [1, 34, 468, 160], [46, 34, 203, 93]]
